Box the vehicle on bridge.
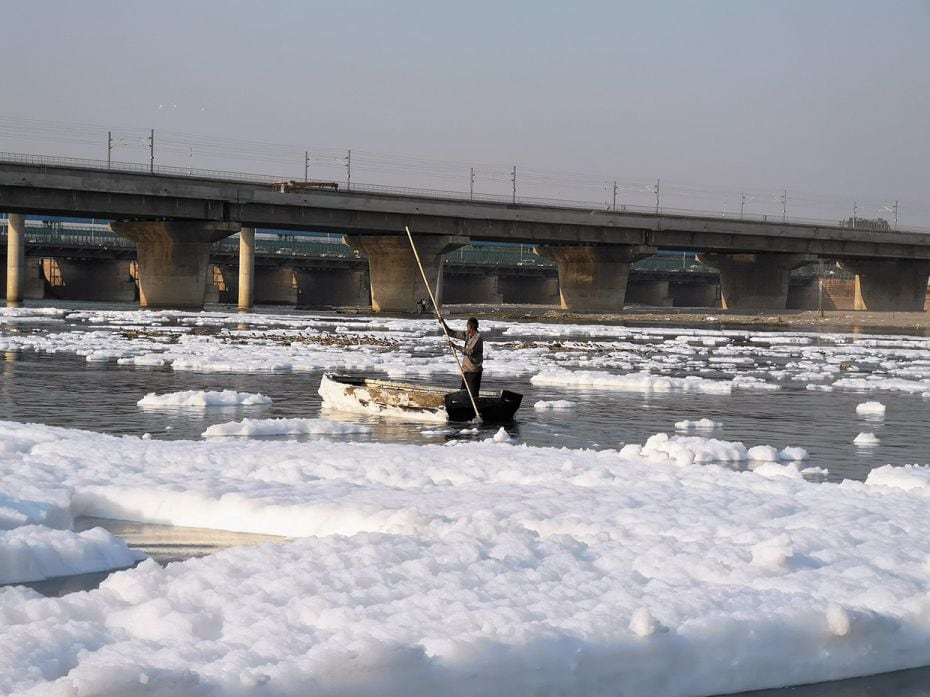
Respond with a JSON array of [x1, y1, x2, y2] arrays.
[[272, 179, 339, 193]]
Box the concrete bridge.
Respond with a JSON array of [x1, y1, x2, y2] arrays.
[[2, 221, 725, 309], [2, 157, 928, 312]]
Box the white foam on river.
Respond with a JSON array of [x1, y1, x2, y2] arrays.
[[202, 417, 373, 438], [0, 419, 928, 695], [2, 306, 930, 396], [2, 306, 930, 695], [138, 390, 272, 407]]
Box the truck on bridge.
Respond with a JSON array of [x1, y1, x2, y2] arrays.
[[272, 179, 339, 193]]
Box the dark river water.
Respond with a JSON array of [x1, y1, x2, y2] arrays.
[[4, 303, 930, 697], [1, 336, 925, 483]]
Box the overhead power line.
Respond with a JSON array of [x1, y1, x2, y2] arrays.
[[0, 115, 926, 224]]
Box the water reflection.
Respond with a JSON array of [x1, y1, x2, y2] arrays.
[[727, 664, 930, 697], [2, 350, 14, 384], [74, 516, 285, 565], [0, 343, 926, 483], [15, 517, 287, 598]]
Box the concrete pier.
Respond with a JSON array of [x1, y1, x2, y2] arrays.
[[42, 259, 136, 302], [697, 253, 813, 310], [535, 245, 655, 311], [255, 267, 298, 305], [297, 269, 370, 308], [344, 234, 469, 312], [668, 281, 720, 308], [6, 213, 25, 304], [838, 259, 930, 311], [498, 274, 560, 305], [626, 280, 672, 307], [238, 228, 255, 311], [110, 221, 240, 308], [443, 273, 503, 305]]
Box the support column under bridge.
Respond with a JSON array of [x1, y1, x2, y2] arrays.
[[238, 227, 255, 311], [6, 213, 25, 305], [110, 221, 240, 308], [214, 264, 296, 306], [838, 259, 930, 311], [297, 268, 370, 308], [343, 234, 469, 313], [443, 273, 503, 305], [697, 253, 814, 310], [498, 274, 560, 305], [42, 259, 137, 302], [534, 244, 655, 311]]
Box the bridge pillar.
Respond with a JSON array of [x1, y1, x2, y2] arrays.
[[42, 259, 136, 302], [498, 274, 560, 305], [443, 273, 503, 305], [838, 259, 930, 311], [343, 234, 469, 312], [297, 268, 370, 308], [6, 213, 25, 305], [669, 280, 720, 308], [110, 221, 240, 308], [534, 244, 655, 311], [626, 280, 671, 307], [697, 253, 814, 310], [238, 227, 255, 311], [255, 266, 298, 305]]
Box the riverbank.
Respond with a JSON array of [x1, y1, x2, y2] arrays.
[[444, 304, 930, 334]]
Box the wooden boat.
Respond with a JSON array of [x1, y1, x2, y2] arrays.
[[318, 373, 523, 423]]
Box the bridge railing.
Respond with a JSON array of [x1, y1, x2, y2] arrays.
[[213, 236, 355, 258], [3, 151, 928, 234], [633, 254, 706, 272], [446, 245, 551, 267], [0, 224, 136, 249], [0, 151, 279, 187]]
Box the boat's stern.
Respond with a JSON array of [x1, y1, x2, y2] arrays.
[[443, 389, 523, 423]]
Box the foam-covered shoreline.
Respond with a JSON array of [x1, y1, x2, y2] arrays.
[[2, 419, 930, 696], [3, 305, 930, 695]]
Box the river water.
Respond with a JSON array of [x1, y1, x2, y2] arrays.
[[4, 302, 930, 696], [1, 310, 927, 483]]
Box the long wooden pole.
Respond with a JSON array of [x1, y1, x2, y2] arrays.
[[405, 226, 482, 423]]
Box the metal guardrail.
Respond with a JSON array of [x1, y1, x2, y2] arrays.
[[3, 150, 929, 235], [212, 236, 354, 258], [633, 254, 705, 272], [0, 151, 278, 187]]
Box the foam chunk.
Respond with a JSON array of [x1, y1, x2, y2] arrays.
[[202, 418, 371, 437], [533, 400, 577, 410], [138, 390, 272, 407], [855, 401, 886, 416]]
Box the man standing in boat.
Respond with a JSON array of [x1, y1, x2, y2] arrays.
[[441, 317, 483, 395]]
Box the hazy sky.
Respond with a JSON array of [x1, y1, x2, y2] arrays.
[[1, 1, 928, 222]]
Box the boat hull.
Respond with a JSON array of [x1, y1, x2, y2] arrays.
[[443, 389, 523, 423], [319, 374, 522, 423]]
